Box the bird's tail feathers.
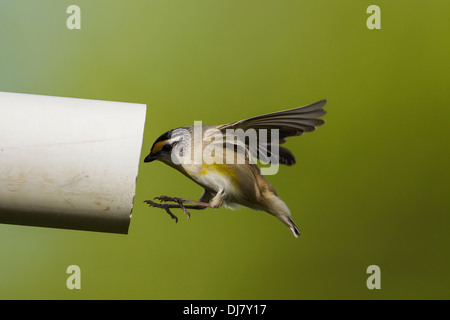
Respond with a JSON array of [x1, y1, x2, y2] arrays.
[[264, 195, 300, 238], [286, 216, 300, 238]]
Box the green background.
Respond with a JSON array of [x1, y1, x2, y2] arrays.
[[0, 1, 449, 299]]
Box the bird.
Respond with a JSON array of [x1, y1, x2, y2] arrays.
[[143, 99, 327, 237]]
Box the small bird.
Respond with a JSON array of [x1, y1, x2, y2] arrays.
[[144, 100, 326, 237]]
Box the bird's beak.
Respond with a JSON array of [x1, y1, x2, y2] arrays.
[[144, 153, 156, 163]]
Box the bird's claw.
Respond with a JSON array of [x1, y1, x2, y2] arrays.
[[154, 195, 179, 203], [145, 196, 192, 221], [154, 196, 191, 218], [164, 207, 179, 223], [144, 199, 179, 223]]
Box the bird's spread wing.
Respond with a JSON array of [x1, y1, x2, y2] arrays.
[[215, 99, 327, 165]]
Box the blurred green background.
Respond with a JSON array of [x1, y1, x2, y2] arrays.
[[0, 0, 449, 299]]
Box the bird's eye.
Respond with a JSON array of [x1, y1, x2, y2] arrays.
[[162, 144, 172, 152]]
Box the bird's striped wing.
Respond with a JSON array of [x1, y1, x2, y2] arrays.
[[215, 100, 327, 165]]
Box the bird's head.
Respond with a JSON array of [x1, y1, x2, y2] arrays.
[[144, 127, 190, 165]]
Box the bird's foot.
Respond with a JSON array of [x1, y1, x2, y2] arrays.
[[154, 195, 214, 207], [144, 199, 181, 222], [144, 195, 211, 222]]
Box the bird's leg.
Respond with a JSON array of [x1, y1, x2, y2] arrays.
[[144, 190, 224, 222], [156, 190, 225, 209], [154, 195, 216, 208], [144, 200, 181, 222], [209, 190, 225, 208], [144, 199, 208, 221]]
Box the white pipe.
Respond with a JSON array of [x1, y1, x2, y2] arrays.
[[0, 92, 146, 234]]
